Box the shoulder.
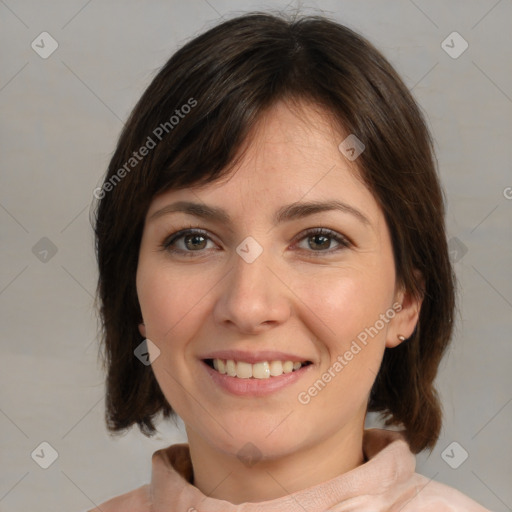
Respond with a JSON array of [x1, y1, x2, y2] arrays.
[[85, 484, 151, 512], [400, 473, 491, 511]]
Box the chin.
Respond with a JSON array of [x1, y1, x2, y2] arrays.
[[205, 418, 313, 463]]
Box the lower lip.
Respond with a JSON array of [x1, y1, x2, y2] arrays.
[[202, 361, 312, 397]]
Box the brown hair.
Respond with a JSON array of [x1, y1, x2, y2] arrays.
[[94, 11, 455, 454]]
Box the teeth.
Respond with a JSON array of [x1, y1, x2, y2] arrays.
[[282, 361, 294, 373], [226, 360, 237, 377], [210, 359, 306, 378], [269, 360, 283, 376], [236, 361, 252, 379], [252, 362, 270, 379]]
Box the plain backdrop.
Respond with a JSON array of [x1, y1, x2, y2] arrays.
[[0, 1, 511, 511]]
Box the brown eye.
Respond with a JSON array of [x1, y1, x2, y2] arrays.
[[162, 228, 216, 255], [308, 233, 332, 250], [295, 228, 350, 254], [183, 233, 208, 250]]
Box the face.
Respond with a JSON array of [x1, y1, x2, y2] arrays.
[[136, 100, 419, 461]]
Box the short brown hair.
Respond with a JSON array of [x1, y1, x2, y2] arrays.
[[94, 11, 455, 454]]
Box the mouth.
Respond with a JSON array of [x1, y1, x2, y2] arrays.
[[203, 358, 313, 379]]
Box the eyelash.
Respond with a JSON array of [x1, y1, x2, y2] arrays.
[[160, 227, 351, 258]]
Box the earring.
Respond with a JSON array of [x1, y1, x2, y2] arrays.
[[397, 334, 406, 342]]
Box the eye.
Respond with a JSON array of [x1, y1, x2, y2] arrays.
[[161, 228, 217, 256], [294, 228, 351, 254], [161, 226, 351, 258]]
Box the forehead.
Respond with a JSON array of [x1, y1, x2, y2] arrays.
[[225, 99, 362, 185], [147, 100, 382, 228]]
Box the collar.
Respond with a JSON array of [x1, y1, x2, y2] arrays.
[[149, 428, 415, 512]]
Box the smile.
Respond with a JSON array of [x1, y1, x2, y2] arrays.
[[205, 358, 312, 379]]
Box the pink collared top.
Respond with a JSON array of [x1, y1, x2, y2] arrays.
[[88, 428, 491, 512]]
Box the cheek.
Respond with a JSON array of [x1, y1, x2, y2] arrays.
[[292, 265, 395, 409], [295, 277, 391, 415], [294, 264, 395, 346], [136, 258, 213, 416], [136, 257, 214, 342]]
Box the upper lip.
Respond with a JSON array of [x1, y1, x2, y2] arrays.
[[200, 350, 312, 364]]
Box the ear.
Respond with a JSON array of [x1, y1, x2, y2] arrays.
[[386, 271, 424, 348], [138, 322, 146, 338]]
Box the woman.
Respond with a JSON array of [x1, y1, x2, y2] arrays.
[[91, 11, 490, 511]]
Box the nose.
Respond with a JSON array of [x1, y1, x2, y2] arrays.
[[213, 248, 291, 334]]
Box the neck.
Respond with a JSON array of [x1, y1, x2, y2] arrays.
[[186, 422, 365, 504]]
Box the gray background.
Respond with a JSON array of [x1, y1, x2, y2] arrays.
[[0, 1, 511, 511]]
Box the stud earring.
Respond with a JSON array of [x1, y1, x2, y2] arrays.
[[397, 334, 406, 342]]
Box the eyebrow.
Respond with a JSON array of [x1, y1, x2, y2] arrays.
[[149, 199, 371, 227]]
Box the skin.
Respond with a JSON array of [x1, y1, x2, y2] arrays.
[[136, 99, 422, 504]]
